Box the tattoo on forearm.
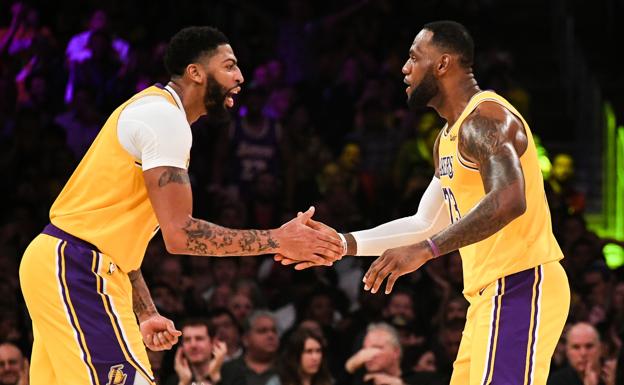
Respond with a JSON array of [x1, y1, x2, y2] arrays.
[[432, 192, 508, 255], [158, 168, 190, 187], [129, 270, 157, 319], [182, 218, 279, 255]]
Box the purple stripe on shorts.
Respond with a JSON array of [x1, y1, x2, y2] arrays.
[[482, 278, 502, 385], [57, 241, 98, 385], [44, 223, 99, 251], [62, 241, 139, 385], [526, 266, 542, 385], [96, 252, 154, 382], [490, 267, 537, 385]]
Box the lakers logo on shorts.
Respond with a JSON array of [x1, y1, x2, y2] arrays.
[[107, 364, 127, 385]]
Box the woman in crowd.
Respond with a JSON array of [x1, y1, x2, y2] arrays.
[[269, 327, 333, 385]]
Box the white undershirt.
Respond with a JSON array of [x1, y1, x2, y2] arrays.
[[117, 85, 192, 171], [351, 176, 451, 256]]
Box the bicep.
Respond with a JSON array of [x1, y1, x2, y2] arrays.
[[478, 142, 525, 193], [143, 166, 193, 237], [459, 111, 525, 194]]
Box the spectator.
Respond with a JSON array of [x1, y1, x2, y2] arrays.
[[213, 86, 292, 206], [345, 322, 430, 385], [208, 308, 243, 362], [64, 9, 129, 103], [0, 2, 54, 64], [382, 289, 416, 325], [53, 86, 103, 158], [548, 322, 616, 385], [166, 318, 227, 385], [269, 327, 333, 385], [0, 342, 28, 385], [71, 29, 124, 111], [546, 153, 586, 214], [220, 311, 279, 385], [228, 291, 255, 326], [432, 318, 464, 378]]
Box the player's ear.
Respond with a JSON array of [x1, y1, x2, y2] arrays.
[[436, 54, 451, 75], [185, 63, 204, 84]]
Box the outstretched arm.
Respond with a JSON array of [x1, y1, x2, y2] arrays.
[[346, 176, 450, 255], [343, 129, 446, 256], [363, 103, 528, 293], [143, 166, 342, 264], [275, 132, 446, 269]]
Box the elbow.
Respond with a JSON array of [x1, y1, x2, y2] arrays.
[[161, 230, 187, 255], [515, 198, 527, 217], [504, 196, 526, 222]]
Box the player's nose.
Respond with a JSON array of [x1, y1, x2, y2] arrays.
[[235, 68, 244, 85], [402, 60, 410, 75]]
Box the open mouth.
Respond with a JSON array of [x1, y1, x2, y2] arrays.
[[225, 86, 241, 108]]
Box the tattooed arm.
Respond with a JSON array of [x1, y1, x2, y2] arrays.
[[143, 166, 342, 263], [128, 269, 158, 322], [363, 103, 528, 294], [129, 269, 182, 350], [429, 102, 528, 254]]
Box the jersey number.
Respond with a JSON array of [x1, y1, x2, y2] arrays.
[[442, 187, 462, 224]]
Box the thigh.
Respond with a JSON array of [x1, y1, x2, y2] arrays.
[[20, 235, 155, 385], [449, 283, 503, 385], [471, 263, 569, 385], [449, 303, 473, 385], [528, 262, 570, 385], [29, 324, 56, 385]]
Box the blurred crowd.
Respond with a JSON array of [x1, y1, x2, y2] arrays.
[[1, 1, 623, 384]]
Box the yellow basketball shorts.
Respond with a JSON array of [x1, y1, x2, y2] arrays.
[[450, 261, 570, 385], [19, 224, 155, 385]]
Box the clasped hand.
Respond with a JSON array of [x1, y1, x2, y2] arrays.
[[276, 212, 434, 294], [274, 207, 344, 270]]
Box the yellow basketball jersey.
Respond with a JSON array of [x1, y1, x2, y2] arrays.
[[438, 90, 563, 295], [50, 86, 180, 272]]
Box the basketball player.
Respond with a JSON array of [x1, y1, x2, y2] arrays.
[[278, 21, 570, 385], [19, 26, 342, 385]]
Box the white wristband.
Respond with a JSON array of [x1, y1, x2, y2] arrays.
[[338, 233, 348, 255]]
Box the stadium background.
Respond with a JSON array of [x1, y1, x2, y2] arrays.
[[1, 0, 623, 383]]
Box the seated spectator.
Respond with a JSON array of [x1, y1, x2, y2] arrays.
[[0, 341, 28, 385], [431, 318, 463, 378], [228, 291, 255, 326], [546, 153, 585, 214], [548, 322, 616, 385], [220, 311, 279, 385], [269, 327, 333, 385], [208, 308, 243, 362], [345, 322, 436, 385], [166, 318, 227, 385], [382, 289, 416, 325]]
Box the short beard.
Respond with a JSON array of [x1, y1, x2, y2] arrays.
[[203, 75, 231, 127], [407, 67, 438, 110]]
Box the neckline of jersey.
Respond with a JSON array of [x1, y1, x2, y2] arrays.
[[442, 90, 492, 137]]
